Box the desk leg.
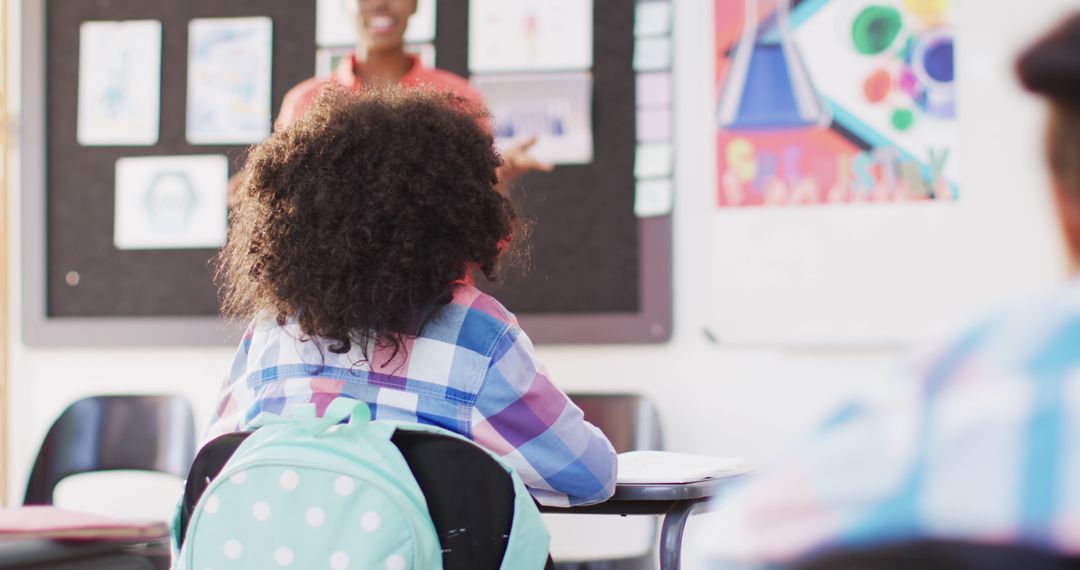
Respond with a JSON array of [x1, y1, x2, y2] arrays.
[[659, 499, 707, 570]]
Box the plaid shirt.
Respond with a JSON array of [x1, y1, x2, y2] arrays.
[[206, 284, 616, 507], [692, 278, 1080, 566]]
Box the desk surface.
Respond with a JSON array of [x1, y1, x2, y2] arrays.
[[539, 477, 740, 516]]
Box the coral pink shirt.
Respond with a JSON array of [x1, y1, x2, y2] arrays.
[[276, 53, 485, 131]]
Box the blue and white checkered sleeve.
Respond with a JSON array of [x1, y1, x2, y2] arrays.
[[470, 325, 617, 507], [202, 324, 257, 444]]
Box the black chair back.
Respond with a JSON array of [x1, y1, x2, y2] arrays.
[[24, 395, 197, 505], [180, 429, 536, 570]]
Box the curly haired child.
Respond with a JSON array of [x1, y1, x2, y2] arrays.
[[208, 85, 617, 507]]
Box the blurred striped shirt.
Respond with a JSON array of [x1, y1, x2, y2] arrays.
[[692, 278, 1080, 567]]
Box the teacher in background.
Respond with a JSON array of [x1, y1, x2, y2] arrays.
[[277, 0, 552, 186]]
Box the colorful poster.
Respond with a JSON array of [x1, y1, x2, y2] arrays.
[[186, 17, 273, 145], [716, 0, 957, 207], [114, 155, 229, 250], [77, 20, 162, 146], [469, 0, 593, 72], [472, 72, 594, 165]]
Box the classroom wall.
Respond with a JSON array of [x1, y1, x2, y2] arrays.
[[3, 0, 1074, 513]]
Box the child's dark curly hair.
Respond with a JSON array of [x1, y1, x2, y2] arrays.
[[217, 85, 516, 357]]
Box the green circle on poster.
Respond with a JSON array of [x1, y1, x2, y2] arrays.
[[853, 6, 903, 55]]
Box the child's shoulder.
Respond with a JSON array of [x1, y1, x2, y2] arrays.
[[447, 283, 520, 328]]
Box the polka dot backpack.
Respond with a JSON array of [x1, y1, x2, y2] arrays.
[[171, 398, 550, 569]]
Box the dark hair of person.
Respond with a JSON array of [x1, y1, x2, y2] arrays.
[[1018, 13, 1080, 197], [217, 85, 516, 358]]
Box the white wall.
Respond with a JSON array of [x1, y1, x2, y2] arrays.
[[3, 0, 1074, 515]]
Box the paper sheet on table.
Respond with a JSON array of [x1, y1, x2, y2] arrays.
[[0, 506, 168, 541], [473, 72, 594, 165], [635, 1, 673, 37], [77, 20, 161, 146], [469, 0, 593, 72], [186, 17, 273, 145], [316, 0, 437, 47], [114, 155, 229, 250], [617, 451, 750, 484], [635, 142, 673, 178], [635, 179, 674, 218]]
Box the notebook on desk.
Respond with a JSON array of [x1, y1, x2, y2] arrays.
[[0, 506, 168, 541], [616, 451, 750, 484]]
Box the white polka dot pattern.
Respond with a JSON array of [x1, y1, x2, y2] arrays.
[[275, 546, 294, 566], [385, 553, 406, 570], [229, 471, 247, 485], [361, 511, 381, 532], [330, 551, 350, 570], [279, 470, 299, 490], [253, 501, 271, 521], [224, 539, 243, 560], [203, 495, 220, 514], [306, 506, 326, 527], [334, 476, 355, 496]]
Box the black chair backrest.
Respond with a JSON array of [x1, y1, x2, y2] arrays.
[[569, 393, 663, 453], [180, 429, 522, 570], [24, 395, 197, 505], [795, 540, 1080, 570]]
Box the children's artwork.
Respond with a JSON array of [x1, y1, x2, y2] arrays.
[[635, 1, 673, 37], [716, 0, 957, 207], [637, 108, 673, 142], [635, 143, 674, 179], [186, 17, 273, 145], [472, 73, 594, 165], [316, 0, 438, 47], [637, 72, 673, 108], [469, 0, 593, 73], [77, 20, 162, 146], [633, 37, 672, 72], [635, 178, 674, 218], [114, 155, 229, 250]]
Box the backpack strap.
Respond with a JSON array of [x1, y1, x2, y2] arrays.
[[385, 421, 551, 570]]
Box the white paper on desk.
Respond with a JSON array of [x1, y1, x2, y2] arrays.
[[617, 451, 749, 484], [469, 0, 593, 73], [473, 72, 593, 165], [77, 20, 162, 146], [317, 0, 437, 47], [187, 17, 273, 145], [114, 155, 229, 250], [635, 1, 672, 38]]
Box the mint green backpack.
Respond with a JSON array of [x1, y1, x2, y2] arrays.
[[172, 398, 550, 569]]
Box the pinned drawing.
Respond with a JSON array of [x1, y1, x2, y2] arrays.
[[77, 20, 162, 146], [114, 155, 229, 250], [186, 17, 273, 145], [716, 0, 958, 207], [472, 73, 594, 165], [469, 0, 593, 72]]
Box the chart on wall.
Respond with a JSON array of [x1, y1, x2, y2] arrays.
[[715, 0, 957, 207]]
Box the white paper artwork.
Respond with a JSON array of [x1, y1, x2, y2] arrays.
[[469, 0, 593, 73], [114, 155, 229, 250], [317, 0, 438, 47], [186, 17, 273, 145], [472, 73, 594, 165], [77, 20, 162, 146]]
